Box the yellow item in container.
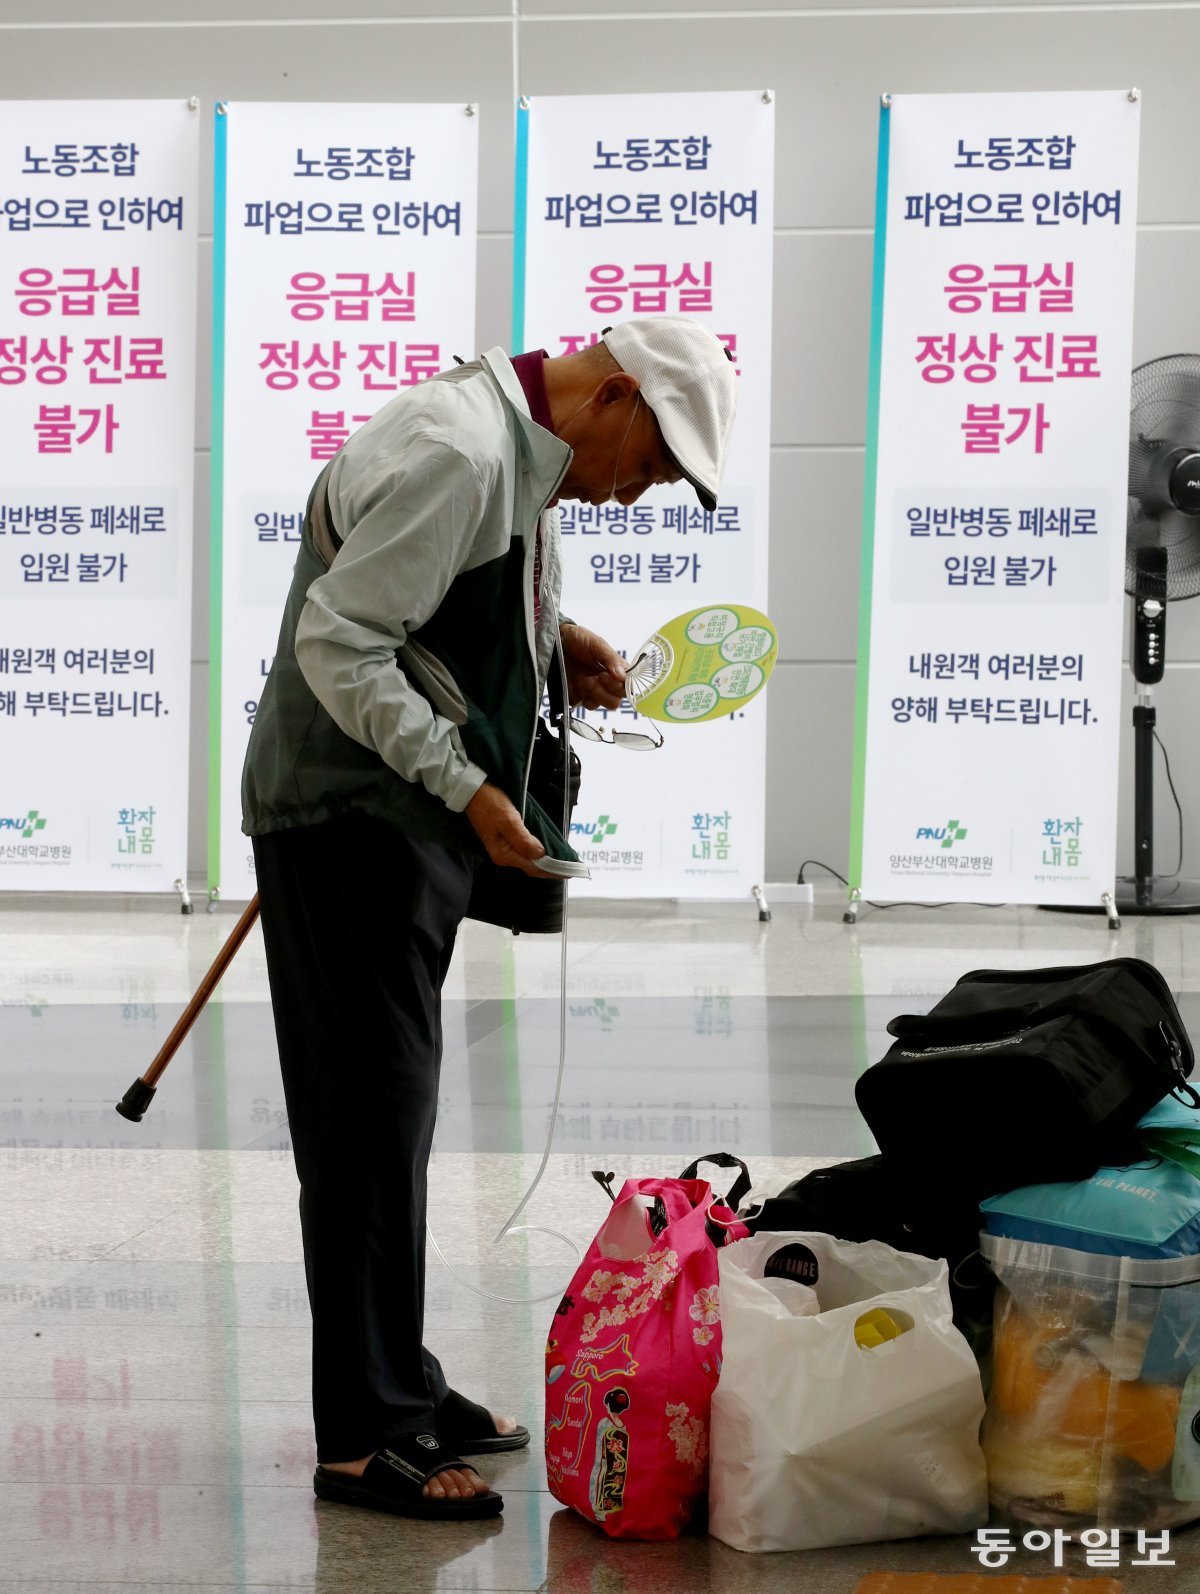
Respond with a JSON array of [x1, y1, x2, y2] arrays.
[[990, 1310, 1053, 1420], [854, 1307, 912, 1349], [984, 1295, 1185, 1528], [1062, 1371, 1181, 1473], [983, 1419, 1105, 1516]]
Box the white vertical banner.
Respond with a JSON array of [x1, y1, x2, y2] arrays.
[[851, 91, 1140, 906], [516, 91, 774, 899], [213, 101, 479, 900], [0, 101, 198, 892]]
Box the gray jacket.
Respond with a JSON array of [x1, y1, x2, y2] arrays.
[[241, 349, 582, 864]]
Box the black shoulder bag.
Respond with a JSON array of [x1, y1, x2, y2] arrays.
[[855, 957, 1198, 1209]]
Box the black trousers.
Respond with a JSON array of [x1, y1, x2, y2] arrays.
[[252, 814, 477, 1461]]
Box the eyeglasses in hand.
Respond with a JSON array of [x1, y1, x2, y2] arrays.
[[567, 715, 663, 751]]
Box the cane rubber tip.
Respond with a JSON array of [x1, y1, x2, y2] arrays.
[[115, 1078, 156, 1122]]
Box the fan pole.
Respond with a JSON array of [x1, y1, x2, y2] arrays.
[[1133, 692, 1155, 907], [1043, 352, 1200, 917], [1045, 559, 1200, 916]]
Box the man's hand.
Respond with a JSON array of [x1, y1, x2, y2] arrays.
[[560, 623, 627, 710], [465, 782, 550, 877]]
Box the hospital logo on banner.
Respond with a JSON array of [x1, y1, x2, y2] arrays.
[[0, 809, 47, 840], [891, 813, 993, 882], [115, 804, 157, 861], [915, 818, 968, 849], [0, 805, 70, 867], [1036, 815, 1084, 878], [570, 812, 643, 873], [688, 811, 733, 871]]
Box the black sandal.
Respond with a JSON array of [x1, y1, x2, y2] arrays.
[[313, 1432, 503, 1520], [437, 1388, 531, 1455]]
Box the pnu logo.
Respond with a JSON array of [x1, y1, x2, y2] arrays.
[[570, 813, 618, 841], [916, 818, 968, 849], [0, 810, 47, 839], [569, 997, 620, 1032]]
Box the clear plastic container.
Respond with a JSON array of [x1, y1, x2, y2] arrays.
[[981, 1232, 1200, 1530]]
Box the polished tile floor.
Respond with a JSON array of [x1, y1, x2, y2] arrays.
[[3, 887, 1200, 1591]]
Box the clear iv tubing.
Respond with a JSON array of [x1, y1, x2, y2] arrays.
[[424, 628, 584, 1305]]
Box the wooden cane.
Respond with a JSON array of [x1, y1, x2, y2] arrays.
[[115, 893, 262, 1122]]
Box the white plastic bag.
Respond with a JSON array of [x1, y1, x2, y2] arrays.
[[708, 1230, 988, 1552]]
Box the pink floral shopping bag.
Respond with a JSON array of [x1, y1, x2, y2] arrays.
[[544, 1158, 748, 1540]]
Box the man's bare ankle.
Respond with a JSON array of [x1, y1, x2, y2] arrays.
[[322, 1453, 374, 1478]]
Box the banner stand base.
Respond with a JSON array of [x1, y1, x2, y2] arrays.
[[1042, 878, 1200, 921], [846, 889, 1125, 930]]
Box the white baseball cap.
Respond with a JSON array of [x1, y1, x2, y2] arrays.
[[602, 316, 737, 512]]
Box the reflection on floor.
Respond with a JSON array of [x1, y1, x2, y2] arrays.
[[2, 891, 1199, 1590]]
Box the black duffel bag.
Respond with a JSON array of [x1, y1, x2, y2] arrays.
[[855, 957, 1198, 1210], [743, 1153, 994, 1347]]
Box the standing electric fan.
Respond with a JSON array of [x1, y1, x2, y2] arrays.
[[1117, 353, 1200, 913]]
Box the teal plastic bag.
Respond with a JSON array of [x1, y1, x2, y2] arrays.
[[982, 1096, 1200, 1260]]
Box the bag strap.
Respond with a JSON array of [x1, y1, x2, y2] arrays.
[[705, 1201, 750, 1249], [1143, 1132, 1200, 1182], [639, 1181, 702, 1226], [678, 1152, 751, 1212], [886, 1006, 1034, 1043]]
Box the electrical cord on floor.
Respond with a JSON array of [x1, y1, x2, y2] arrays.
[[797, 857, 1006, 912], [797, 858, 849, 887], [425, 628, 583, 1306], [1154, 728, 1185, 878]]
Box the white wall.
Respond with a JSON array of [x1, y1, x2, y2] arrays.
[[3, 1, 1197, 890]]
